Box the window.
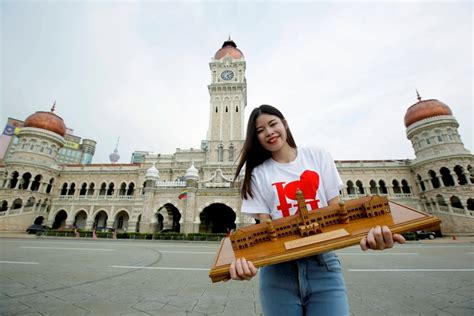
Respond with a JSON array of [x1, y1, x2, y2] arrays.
[[217, 144, 224, 162]]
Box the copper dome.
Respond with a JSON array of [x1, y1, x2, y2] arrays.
[[24, 110, 66, 137], [404, 99, 452, 127], [214, 40, 244, 60]]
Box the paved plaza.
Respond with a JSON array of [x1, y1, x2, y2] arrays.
[[0, 235, 473, 315]]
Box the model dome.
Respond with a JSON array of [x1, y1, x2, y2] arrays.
[[214, 39, 244, 60], [404, 96, 453, 127], [24, 105, 66, 137]]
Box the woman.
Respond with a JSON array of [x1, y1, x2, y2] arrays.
[[230, 104, 405, 315]]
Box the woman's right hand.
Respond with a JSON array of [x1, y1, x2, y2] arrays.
[[227, 257, 258, 281]]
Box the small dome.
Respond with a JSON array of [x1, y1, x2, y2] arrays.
[[184, 162, 199, 181], [404, 98, 453, 127], [145, 162, 159, 180], [24, 109, 66, 137], [214, 39, 244, 60]]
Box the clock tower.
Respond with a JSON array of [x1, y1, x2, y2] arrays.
[[205, 39, 247, 164]]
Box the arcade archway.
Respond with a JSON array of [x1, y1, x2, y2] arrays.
[[52, 210, 67, 229], [74, 210, 88, 229], [199, 203, 236, 233], [155, 204, 181, 232], [94, 210, 108, 228], [114, 210, 130, 231]]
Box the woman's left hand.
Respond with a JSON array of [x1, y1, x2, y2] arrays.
[[360, 225, 406, 251]]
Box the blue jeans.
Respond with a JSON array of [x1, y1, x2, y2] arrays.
[[259, 252, 349, 316]]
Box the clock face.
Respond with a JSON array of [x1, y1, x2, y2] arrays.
[[221, 70, 234, 81]]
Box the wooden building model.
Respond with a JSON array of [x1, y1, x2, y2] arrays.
[[230, 190, 390, 251]]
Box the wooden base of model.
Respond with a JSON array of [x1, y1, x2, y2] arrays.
[[209, 194, 440, 283]]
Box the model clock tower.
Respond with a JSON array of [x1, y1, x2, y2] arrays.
[[205, 39, 247, 164]]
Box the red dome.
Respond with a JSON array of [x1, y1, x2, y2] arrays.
[[24, 110, 66, 136], [214, 40, 244, 60], [404, 99, 452, 127]]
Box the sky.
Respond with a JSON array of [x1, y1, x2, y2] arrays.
[[1, 0, 472, 163]]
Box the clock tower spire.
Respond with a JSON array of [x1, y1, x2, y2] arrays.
[[205, 39, 247, 164]]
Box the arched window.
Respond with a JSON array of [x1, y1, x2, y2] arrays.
[[119, 182, 127, 196], [60, 183, 68, 196], [68, 183, 76, 196], [0, 201, 8, 212], [369, 180, 378, 194], [21, 172, 32, 190], [392, 180, 401, 194], [79, 183, 87, 196], [440, 167, 454, 187], [217, 144, 224, 162], [468, 165, 474, 184], [46, 178, 54, 194], [26, 197, 35, 208], [346, 181, 355, 195], [417, 174, 425, 191], [401, 179, 411, 194], [429, 170, 440, 189], [453, 165, 468, 185], [10, 171, 19, 188], [99, 182, 107, 196], [12, 198, 22, 209], [107, 183, 114, 196], [88, 183, 95, 196], [127, 182, 135, 196], [228, 144, 234, 162], [436, 194, 447, 206], [31, 174, 42, 191], [378, 180, 388, 194], [450, 196, 463, 209], [467, 198, 474, 211], [355, 180, 364, 195]]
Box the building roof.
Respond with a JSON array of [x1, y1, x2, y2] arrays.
[[214, 39, 244, 60], [404, 98, 452, 127]]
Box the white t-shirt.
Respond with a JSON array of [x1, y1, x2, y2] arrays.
[[241, 146, 343, 220]]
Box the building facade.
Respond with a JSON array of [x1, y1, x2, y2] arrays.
[[0, 40, 473, 234]]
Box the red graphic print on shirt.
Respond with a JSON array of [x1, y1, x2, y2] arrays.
[[272, 170, 321, 217]]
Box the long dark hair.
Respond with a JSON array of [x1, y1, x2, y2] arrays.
[[234, 104, 297, 199]]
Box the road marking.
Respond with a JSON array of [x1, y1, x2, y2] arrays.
[[339, 253, 419, 256], [395, 245, 474, 248], [349, 269, 474, 272], [21, 246, 116, 251], [0, 261, 38, 265], [159, 251, 215, 254], [2, 240, 219, 249], [109, 265, 208, 271]]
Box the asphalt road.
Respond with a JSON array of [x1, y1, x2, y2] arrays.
[[0, 238, 473, 315]]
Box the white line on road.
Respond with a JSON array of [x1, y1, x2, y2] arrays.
[[339, 253, 419, 255], [1, 240, 219, 249], [349, 269, 474, 272], [21, 246, 116, 251], [109, 265, 208, 271], [159, 251, 215, 254], [0, 261, 38, 265]]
